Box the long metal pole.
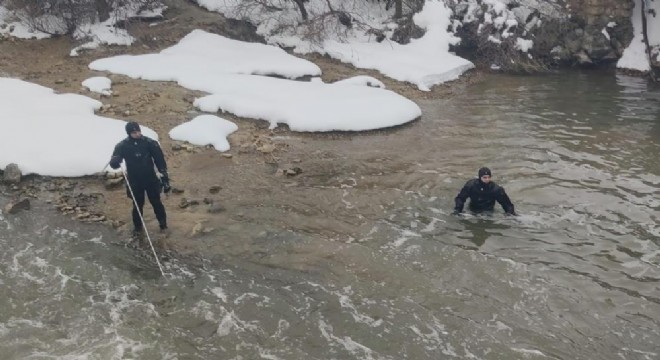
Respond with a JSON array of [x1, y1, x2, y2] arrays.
[[120, 168, 167, 279]]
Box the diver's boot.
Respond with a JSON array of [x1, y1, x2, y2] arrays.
[[159, 223, 170, 237]]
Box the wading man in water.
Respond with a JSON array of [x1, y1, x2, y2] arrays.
[[453, 167, 516, 216], [109, 122, 171, 237]]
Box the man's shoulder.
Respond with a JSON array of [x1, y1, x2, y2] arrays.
[[142, 136, 159, 145], [464, 178, 479, 186], [490, 182, 504, 191], [115, 137, 130, 147]]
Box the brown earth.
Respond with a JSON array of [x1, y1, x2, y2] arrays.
[[0, 1, 481, 255]]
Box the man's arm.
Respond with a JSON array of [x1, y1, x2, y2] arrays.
[[148, 139, 167, 174], [453, 182, 471, 214], [496, 187, 516, 215], [109, 143, 123, 169], [149, 139, 171, 193]]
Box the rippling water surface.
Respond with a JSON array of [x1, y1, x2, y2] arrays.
[[1, 71, 659, 359]]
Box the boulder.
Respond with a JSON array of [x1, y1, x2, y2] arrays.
[[4, 198, 30, 214], [3, 163, 21, 184]]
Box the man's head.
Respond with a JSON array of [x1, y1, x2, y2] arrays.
[[478, 167, 492, 184], [125, 121, 142, 139]]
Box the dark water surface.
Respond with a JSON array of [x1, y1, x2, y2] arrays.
[[1, 71, 659, 359]]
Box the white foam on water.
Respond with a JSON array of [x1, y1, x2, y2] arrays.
[[258, 348, 285, 360], [233, 292, 261, 305], [341, 189, 355, 209], [318, 319, 378, 360], [498, 257, 528, 272], [216, 312, 235, 337], [86, 235, 105, 245], [620, 347, 658, 360], [420, 217, 446, 233], [408, 317, 461, 356], [54, 228, 79, 238], [163, 257, 197, 280], [408, 322, 447, 349], [405, 245, 423, 255], [216, 310, 261, 337], [55, 267, 79, 291], [511, 347, 548, 357], [335, 287, 382, 328], [273, 319, 290, 339], [210, 287, 228, 303], [386, 228, 421, 249]]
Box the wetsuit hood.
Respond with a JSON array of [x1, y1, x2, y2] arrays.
[[478, 167, 492, 186]]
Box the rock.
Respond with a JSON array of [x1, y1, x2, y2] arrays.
[[191, 221, 204, 236], [3, 163, 21, 184], [221, 153, 233, 158], [87, 215, 106, 222], [209, 185, 221, 194], [171, 187, 184, 194], [105, 177, 124, 189], [4, 198, 30, 214], [277, 166, 303, 177], [576, 50, 593, 65], [203, 197, 213, 205], [207, 203, 225, 214], [179, 198, 200, 209], [257, 143, 275, 154], [285, 167, 303, 176], [75, 212, 91, 219], [106, 171, 122, 179], [172, 144, 183, 151], [179, 198, 190, 209]]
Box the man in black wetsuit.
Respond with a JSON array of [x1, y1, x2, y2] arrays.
[[453, 167, 516, 216], [109, 122, 171, 236]]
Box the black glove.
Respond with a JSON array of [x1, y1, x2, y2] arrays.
[[160, 172, 171, 194], [109, 156, 122, 169], [505, 205, 517, 216]]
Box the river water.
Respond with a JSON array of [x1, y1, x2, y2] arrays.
[[1, 71, 659, 359]]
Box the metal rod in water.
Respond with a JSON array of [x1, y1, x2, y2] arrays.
[[121, 168, 167, 279]]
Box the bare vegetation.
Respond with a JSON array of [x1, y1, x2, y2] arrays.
[[449, 0, 555, 73], [2, 0, 162, 35], [224, 0, 425, 45]]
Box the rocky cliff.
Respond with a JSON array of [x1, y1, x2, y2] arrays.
[[449, 0, 658, 75]]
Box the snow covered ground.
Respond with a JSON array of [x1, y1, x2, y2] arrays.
[[89, 29, 421, 132], [0, 30, 420, 177], [0, 77, 157, 177], [196, 0, 474, 90]]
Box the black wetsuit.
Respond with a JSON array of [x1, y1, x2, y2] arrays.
[[112, 136, 167, 229], [454, 178, 515, 215]]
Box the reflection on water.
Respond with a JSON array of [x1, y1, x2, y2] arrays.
[[1, 71, 659, 359]]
